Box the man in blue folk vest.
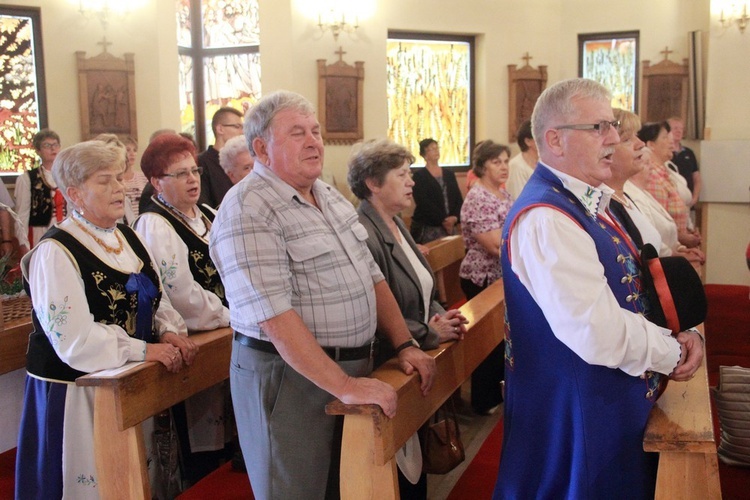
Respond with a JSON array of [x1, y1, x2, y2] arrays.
[[494, 78, 704, 499]]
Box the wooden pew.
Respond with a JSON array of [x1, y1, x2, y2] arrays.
[[327, 279, 505, 499], [424, 235, 466, 307], [0, 296, 33, 376], [77, 279, 500, 499], [76, 327, 233, 499], [643, 326, 721, 500]]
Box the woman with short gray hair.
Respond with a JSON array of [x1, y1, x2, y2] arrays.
[[348, 138, 466, 497], [15, 140, 193, 499]]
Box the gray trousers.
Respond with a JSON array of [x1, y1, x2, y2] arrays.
[[230, 339, 372, 500]]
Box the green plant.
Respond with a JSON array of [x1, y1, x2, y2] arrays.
[[0, 252, 23, 296]]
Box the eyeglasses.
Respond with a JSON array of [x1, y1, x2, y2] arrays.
[[220, 123, 243, 130], [40, 142, 60, 150], [161, 166, 203, 181], [554, 120, 620, 136]]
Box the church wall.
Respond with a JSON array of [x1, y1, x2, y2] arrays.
[[702, 1, 750, 286], [1, 0, 747, 453]]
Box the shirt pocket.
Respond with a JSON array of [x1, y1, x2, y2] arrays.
[[286, 234, 339, 292]]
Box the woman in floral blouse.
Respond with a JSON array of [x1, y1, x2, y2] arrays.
[[15, 140, 195, 499], [459, 139, 513, 415]]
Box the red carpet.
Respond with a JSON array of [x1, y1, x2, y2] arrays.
[[176, 462, 254, 499], [446, 419, 503, 500], [0, 448, 15, 500]]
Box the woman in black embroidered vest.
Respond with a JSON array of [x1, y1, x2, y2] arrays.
[[15, 140, 196, 500], [134, 133, 231, 484], [14, 129, 68, 254]]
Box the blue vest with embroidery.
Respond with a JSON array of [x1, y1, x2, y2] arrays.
[[494, 165, 661, 500]]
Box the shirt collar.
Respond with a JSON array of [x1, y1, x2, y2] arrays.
[[538, 161, 613, 217], [251, 160, 332, 205]]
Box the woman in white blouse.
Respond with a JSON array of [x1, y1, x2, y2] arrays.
[[608, 109, 704, 265], [15, 140, 195, 499], [134, 133, 231, 482]]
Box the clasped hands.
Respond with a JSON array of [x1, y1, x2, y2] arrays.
[[429, 309, 469, 342], [145, 331, 199, 373]]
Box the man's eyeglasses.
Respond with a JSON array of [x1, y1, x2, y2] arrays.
[[161, 166, 203, 181], [221, 123, 243, 130], [554, 120, 620, 136], [40, 142, 60, 150]]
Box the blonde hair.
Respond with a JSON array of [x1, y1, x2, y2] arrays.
[[612, 108, 641, 141], [52, 141, 124, 204]]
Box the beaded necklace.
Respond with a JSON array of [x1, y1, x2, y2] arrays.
[[611, 191, 634, 210], [71, 213, 124, 255], [156, 194, 210, 238]]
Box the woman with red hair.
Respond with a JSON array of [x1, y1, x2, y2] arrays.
[[135, 133, 231, 484]]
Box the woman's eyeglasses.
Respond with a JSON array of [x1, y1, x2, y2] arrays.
[[161, 166, 203, 181]]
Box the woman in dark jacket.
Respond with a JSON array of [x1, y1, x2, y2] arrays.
[[410, 138, 463, 243], [348, 138, 467, 499]]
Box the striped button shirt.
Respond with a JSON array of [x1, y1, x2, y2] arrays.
[[210, 161, 384, 347]]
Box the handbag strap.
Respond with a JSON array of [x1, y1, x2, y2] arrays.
[[433, 395, 462, 439]]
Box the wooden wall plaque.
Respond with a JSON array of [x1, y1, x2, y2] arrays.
[[317, 48, 364, 145], [76, 45, 137, 140], [508, 55, 547, 144]]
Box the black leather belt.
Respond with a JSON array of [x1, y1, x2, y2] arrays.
[[234, 331, 376, 361]]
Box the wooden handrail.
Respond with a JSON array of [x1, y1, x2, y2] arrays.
[[423, 235, 466, 307], [643, 325, 721, 499], [76, 327, 233, 499], [327, 279, 505, 499], [424, 235, 465, 273]]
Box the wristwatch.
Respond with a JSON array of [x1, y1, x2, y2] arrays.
[[395, 338, 419, 354]]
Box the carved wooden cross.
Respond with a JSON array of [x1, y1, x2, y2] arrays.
[[660, 46, 673, 61], [335, 46, 347, 62], [97, 36, 112, 54], [522, 52, 533, 66]]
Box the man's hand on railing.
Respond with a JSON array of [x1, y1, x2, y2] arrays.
[[670, 330, 705, 381], [397, 347, 437, 396], [339, 376, 399, 418]]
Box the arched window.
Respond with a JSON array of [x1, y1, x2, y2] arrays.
[[176, 0, 261, 150]]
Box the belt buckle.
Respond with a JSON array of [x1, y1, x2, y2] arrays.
[[333, 346, 341, 361], [369, 338, 375, 359]]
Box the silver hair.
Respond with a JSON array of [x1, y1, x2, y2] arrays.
[[244, 90, 315, 154], [219, 135, 253, 175], [531, 78, 611, 154]]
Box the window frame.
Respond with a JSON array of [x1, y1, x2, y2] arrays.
[[177, 0, 260, 151], [387, 31, 475, 171], [0, 5, 48, 176]]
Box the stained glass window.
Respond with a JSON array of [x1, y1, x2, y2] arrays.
[[579, 31, 639, 112], [177, 0, 261, 149], [387, 33, 474, 167], [0, 7, 47, 174]]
